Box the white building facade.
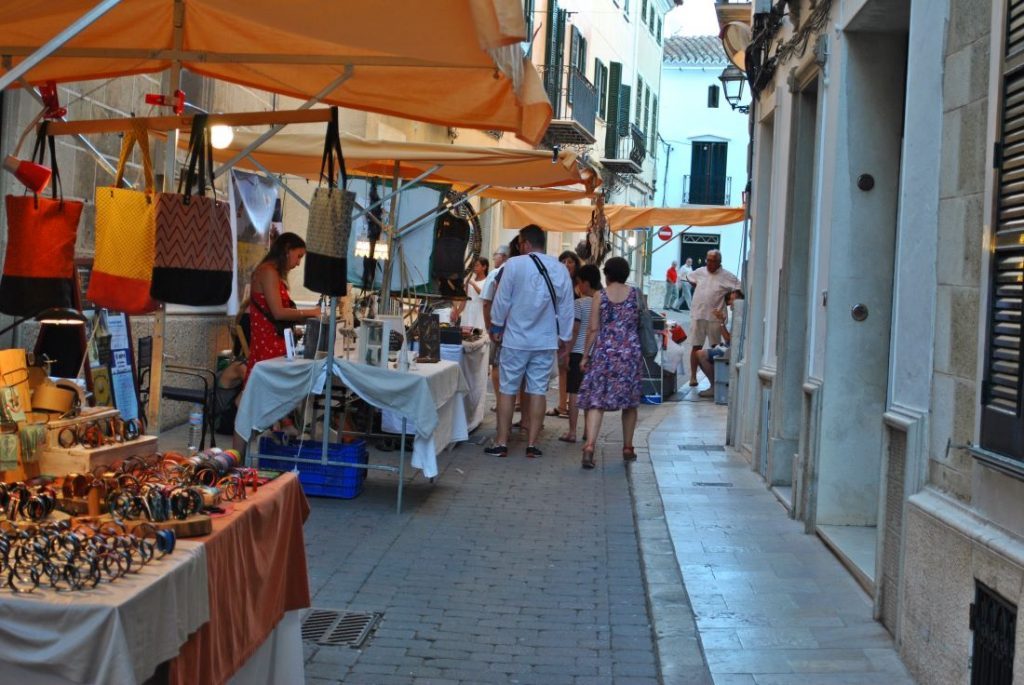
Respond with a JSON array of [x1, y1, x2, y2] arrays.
[[652, 35, 749, 285], [729, 0, 1024, 681]]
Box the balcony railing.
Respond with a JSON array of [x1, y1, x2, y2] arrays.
[[602, 124, 647, 174], [539, 65, 598, 144], [683, 174, 732, 205]]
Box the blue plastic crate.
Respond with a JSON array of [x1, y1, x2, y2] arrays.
[[256, 437, 369, 498]]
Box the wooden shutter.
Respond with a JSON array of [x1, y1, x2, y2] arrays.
[[650, 94, 659, 153], [524, 0, 535, 40], [618, 83, 631, 138], [657, 16, 662, 44], [644, 84, 651, 136], [981, 0, 1024, 458], [605, 61, 623, 156], [594, 59, 606, 119], [641, 0, 648, 25], [544, 1, 565, 106], [635, 78, 643, 126]]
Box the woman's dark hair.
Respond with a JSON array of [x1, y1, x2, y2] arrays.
[[508, 237, 523, 258], [602, 256, 630, 284], [260, 231, 306, 276], [559, 250, 582, 276], [475, 257, 490, 276], [728, 288, 745, 301], [577, 264, 602, 291]]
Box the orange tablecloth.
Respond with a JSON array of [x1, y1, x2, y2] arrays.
[[169, 472, 310, 685]]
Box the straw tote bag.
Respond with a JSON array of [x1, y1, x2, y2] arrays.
[[0, 123, 83, 316], [151, 115, 232, 306], [88, 121, 159, 314], [304, 107, 355, 296]]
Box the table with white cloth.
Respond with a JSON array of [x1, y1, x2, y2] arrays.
[[0, 540, 209, 685], [236, 357, 469, 481]]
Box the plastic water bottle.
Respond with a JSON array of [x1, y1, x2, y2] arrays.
[[186, 405, 203, 454]]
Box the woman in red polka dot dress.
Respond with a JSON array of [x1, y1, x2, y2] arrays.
[[246, 232, 320, 378]]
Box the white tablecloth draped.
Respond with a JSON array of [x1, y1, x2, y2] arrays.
[[236, 357, 468, 478], [460, 337, 490, 432], [0, 540, 208, 685]]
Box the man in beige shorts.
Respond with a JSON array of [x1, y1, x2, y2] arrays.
[[682, 249, 741, 388]]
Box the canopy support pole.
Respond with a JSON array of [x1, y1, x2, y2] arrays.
[[212, 67, 353, 179], [349, 164, 442, 225], [0, 0, 122, 92], [395, 185, 490, 240], [149, 0, 184, 435], [380, 162, 402, 315], [649, 225, 695, 255]]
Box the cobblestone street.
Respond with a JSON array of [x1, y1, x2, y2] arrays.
[[299, 381, 914, 684]]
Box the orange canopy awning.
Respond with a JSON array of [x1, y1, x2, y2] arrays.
[[196, 131, 599, 190], [502, 201, 747, 232], [0, 0, 552, 144]]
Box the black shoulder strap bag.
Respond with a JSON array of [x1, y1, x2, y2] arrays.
[[528, 254, 560, 336]]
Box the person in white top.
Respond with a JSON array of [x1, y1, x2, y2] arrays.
[[683, 249, 741, 387], [674, 257, 693, 311], [559, 263, 601, 444], [481, 245, 509, 405], [458, 256, 488, 330], [486, 225, 575, 458]]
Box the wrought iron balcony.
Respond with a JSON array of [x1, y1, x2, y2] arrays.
[[683, 174, 732, 205], [601, 124, 647, 174], [539, 65, 598, 145]]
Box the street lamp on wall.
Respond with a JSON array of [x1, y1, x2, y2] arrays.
[[718, 65, 749, 114]]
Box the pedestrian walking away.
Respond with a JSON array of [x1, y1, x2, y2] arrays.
[[485, 224, 574, 459], [559, 263, 602, 445], [577, 257, 643, 469]]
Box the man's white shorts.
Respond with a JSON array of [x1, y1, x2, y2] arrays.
[[499, 347, 555, 395], [689, 319, 722, 348]]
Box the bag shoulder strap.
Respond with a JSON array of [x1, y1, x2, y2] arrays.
[[528, 254, 560, 336], [318, 107, 348, 190], [114, 120, 154, 191]]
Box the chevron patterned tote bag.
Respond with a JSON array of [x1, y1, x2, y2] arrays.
[[0, 125, 83, 316], [304, 107, 355, 296], [88, 121, 159, 314], [151, 115, 232, 306]]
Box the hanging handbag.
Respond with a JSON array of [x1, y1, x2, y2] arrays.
[[636, 288, 659, 358], [304, 107, 355, 296], [151, 115, 233, 306], [0, 123, 83, 316], [88, 121, 160, 314]]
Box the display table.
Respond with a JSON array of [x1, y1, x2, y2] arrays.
[[236, 357, 469, 479], [0, 540, 209, 685], [169, 471, 310, 685]]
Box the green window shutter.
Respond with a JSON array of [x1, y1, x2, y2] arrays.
[[618, 83, 631, 138], [641, 0, 648, 25], [605, 61, 623, 156], [544, 1, 565, 105], [524, 0, 535, 40], [594, 58, 606, 118], [644, 84, 651, 135], [635, 78, 643, 126], [657, 16, 662, 44], [650, 94, 659, 153]]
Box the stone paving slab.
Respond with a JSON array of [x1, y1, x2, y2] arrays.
[[645, 399, 916, 685], [300, 400, 667, 684]]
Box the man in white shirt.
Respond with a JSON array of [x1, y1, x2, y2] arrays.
[[486, 225, 575, 458], [683, 249, 741, 387]]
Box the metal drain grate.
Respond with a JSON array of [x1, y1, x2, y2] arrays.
[[678, 444, 726, 451], [301, 609, 380, 647], [692, 481, 733, 487]]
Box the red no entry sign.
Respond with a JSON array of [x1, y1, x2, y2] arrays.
[[657, 225, 673, 241]]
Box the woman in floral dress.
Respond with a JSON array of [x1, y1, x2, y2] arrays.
[[577, 257, 643, 469]]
